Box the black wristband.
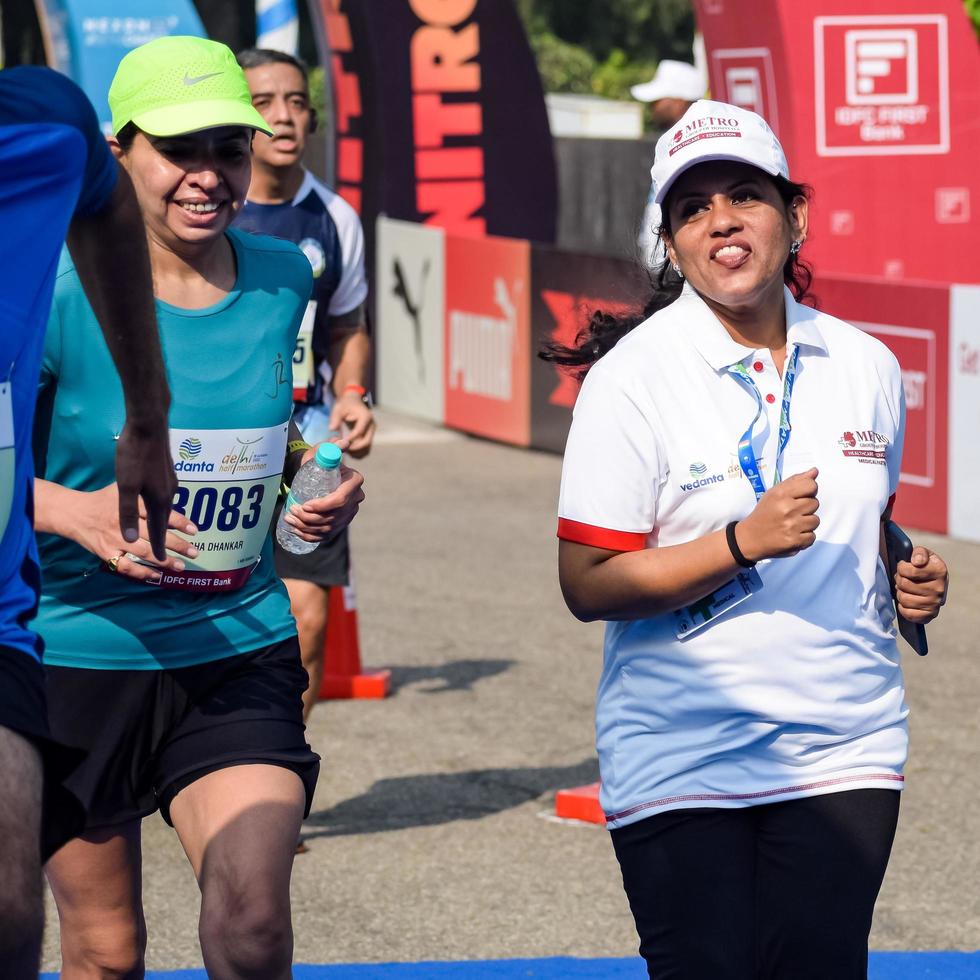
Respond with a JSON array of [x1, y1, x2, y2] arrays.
[[726, 521, 756, 568]]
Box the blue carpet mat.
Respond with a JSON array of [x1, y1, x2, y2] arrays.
[[41, 951, 980, 978]]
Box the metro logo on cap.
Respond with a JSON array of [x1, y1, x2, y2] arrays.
[[650, 99, 789, 204], [668, 115, 744, 157]]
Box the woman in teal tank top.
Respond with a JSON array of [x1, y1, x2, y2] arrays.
[[31, 37, 364, 979]]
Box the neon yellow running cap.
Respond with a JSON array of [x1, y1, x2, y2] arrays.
[[109, 35, 273, 138]]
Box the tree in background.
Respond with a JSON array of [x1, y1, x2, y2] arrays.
[[515, 0, 696, 100], [965, 0, 980, 37]]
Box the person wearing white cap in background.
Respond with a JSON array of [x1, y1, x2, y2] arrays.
[[542, 100, 949, 979], [631, 60, 706, 129], [631, 60, 706, 269]]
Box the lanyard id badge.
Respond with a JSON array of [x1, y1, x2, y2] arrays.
[[672, 346, 801, 639], [0, 384, 14, 545], [674, 567, 764, 638]]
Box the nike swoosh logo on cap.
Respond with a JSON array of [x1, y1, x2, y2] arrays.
[[183, 71, 222, 85]]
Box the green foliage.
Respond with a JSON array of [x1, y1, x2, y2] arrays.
[[965, 0, 980, 37], [592, 49, 659, 102], [518, 0, 695, 100], [522, 0, 695, 65], [530, 29, 596, 95], [307, 64, 326, 120]]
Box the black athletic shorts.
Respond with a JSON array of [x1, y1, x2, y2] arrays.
[[44, 636, 320, 830], [0, 645, 87, 860], [272, 498, 350, 588]]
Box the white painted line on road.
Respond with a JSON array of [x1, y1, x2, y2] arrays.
[[536, 809, 605, 828], [373, 426, 464, 446]]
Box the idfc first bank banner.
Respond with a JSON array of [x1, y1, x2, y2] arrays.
[[693, 0, 980, 287], [34, 0, 205, 130]]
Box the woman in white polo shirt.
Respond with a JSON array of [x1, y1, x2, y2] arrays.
[[546, 101, 948, 980]]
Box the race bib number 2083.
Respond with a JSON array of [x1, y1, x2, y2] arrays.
[[132, 424, 287, 592]]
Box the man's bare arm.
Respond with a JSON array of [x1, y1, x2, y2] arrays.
[[66, 163, 175, 560], [327, 306, 375, 458]]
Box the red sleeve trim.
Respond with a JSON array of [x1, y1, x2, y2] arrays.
[[557, 518, 648, 552]]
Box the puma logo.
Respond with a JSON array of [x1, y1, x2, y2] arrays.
[[392, 257, 430, 383], [183, 71, 222, 86]]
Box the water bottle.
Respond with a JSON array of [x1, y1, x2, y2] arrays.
[[276, 442, 343, 555]]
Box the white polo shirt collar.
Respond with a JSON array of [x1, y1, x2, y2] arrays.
[[679, 282, 828, 371]]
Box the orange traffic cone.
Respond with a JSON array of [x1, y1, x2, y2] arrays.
[[555, 781, 606, 824], [318, 581, 390, 700]]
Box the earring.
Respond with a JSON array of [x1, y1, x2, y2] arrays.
[[790, 239, 804, 255], [671, 262, 683, 277]]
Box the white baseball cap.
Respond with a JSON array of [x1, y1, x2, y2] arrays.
[[630, 61, 705, 103], [650, 99, 788, 204]]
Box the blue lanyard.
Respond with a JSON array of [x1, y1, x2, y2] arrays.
[[727, 345, 800, 501]]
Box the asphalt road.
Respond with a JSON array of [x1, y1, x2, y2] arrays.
[[41, 409, 980, 971]]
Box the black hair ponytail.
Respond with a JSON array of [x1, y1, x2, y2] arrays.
[[539, 262, 684, 373]]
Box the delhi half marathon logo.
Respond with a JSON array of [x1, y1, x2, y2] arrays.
[[178, 437, 202, 461], [220, 436, 267, 475]]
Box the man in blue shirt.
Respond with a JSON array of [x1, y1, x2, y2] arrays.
[[0, 66, 173, 976]]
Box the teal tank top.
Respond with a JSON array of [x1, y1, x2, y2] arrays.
[[34, 228, 312, 669]]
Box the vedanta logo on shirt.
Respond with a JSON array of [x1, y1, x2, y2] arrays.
[[680, 461, 725, 492]]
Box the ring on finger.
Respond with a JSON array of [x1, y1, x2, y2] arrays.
[[106, 553, 124, 573]]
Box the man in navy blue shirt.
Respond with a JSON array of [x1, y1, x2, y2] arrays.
[[235, 49, 374, 724], [0, 66, 173, 976]]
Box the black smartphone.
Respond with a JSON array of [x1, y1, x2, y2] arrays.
[[883, 520, 928, 657]]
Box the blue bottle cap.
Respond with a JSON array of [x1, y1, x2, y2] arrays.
[[314, 442, 343, 469]]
